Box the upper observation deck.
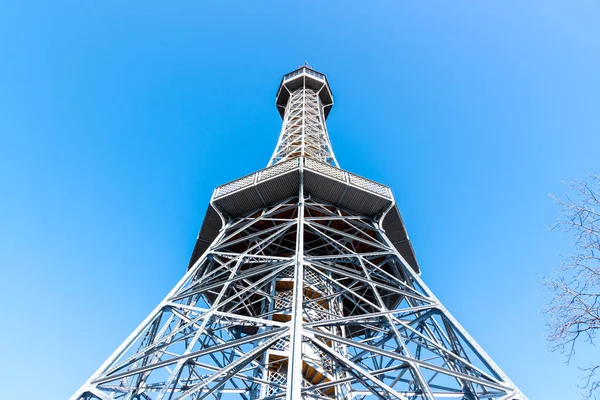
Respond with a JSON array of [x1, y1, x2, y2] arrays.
[[275, 65, 334, 119]]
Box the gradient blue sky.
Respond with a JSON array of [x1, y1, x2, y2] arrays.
[[1, 1, 599, 398]]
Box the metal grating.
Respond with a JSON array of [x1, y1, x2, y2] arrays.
[[214, 174, 255, 198], [267, 371, 287, 397], [305, 158, 346, 181], [349, 173, 390, 198], [273, 337, 290, 351], [258, 158, 298, 182]]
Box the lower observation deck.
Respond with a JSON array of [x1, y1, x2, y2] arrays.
[[189, 157, 419, 274]]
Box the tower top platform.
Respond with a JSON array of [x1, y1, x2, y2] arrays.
[[275, 65, 334, 119]]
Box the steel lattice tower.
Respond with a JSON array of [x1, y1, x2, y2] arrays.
[[72, 65, 526, 400]]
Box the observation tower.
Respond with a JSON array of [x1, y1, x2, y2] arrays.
[[72, 65, 526, 400]]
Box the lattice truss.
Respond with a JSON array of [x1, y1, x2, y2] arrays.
[[269, 89, 338, 167], [74, 196, 523, 400]]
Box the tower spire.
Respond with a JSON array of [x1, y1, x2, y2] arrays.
[[269, 65, 338, 167], [71, 67, 526, 400]]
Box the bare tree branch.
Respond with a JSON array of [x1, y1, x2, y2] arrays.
[[544, 173, 600, 398]]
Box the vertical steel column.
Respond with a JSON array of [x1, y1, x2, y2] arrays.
[[287, 159, 305, 400]]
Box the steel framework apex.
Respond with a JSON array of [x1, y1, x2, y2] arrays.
[[71, 65, 526, 400]]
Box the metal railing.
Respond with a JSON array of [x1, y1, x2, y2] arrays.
[[214, 159, 299, 199], [214, 173, 255, 198], [283, 67, 326, 82], [214, 157, 391, 200], [304, 158, 391, 199]]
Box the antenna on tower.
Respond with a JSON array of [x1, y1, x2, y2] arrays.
[[299, 61, 312, 69]]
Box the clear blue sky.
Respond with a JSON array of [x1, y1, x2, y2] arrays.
[[0, 1, 598, 398]]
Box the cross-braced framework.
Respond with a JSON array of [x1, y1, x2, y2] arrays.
[[269, 69, 337, 167], [72, 66, 526, 400]]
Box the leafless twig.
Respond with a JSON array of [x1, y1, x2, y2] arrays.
[[544, 173, 600, 398]]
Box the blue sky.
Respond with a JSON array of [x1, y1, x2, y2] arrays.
[[0, 1, 599, 398]]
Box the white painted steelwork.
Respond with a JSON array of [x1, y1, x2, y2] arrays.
[[71, 66, 526, 400], [269, 66, 338, 167]]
